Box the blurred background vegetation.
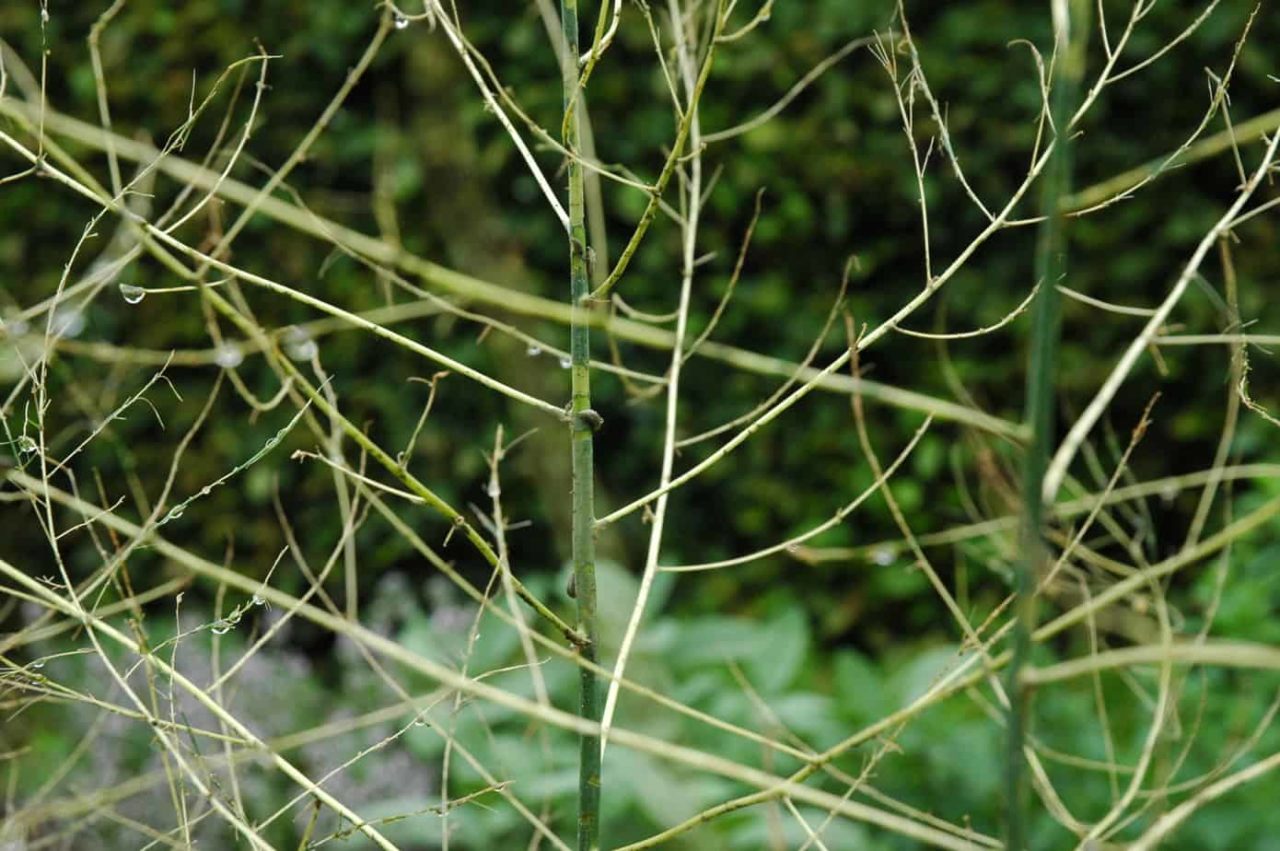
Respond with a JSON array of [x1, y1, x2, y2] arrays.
[[2, 1, 1279, 848]]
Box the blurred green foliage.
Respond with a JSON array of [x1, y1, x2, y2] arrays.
[[2, 0, 1279, 847]]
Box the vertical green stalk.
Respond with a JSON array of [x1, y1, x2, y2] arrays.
[[1005, 3, 1087, 848], [560, 2, 601, 849]]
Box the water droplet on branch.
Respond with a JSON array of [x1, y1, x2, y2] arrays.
[[119, 284, 147, 305], [4, 314, 30, 336], [283, 327, 318, 361], [214, 344, 244, 369], [51, 308, 86, 339]]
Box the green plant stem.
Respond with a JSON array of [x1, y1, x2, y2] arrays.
[[560, 2, 601, 848], [1005, 3, 1087, 847]]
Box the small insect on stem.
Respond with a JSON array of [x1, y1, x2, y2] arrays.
[[574, 409, 604, 433], [564, 403, 604, 433]]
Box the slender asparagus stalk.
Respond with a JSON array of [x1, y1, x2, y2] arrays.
[[1005, 1, 1088, 847], [560, 2, 602, 848]]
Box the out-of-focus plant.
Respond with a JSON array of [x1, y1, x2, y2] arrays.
[[1, 0, 1279, 849]]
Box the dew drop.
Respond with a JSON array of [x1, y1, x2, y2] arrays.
[[284, 327, 318, 361], [290, 340, 318, 360], [166, 507, 185, 521], [251, 594, 266, 607], [119, 283, 147, 305], [871, 546, 896, 566], [486, 480, 500, 498], [17, 435, 38, 455], [3, 315, 30, 337], [30, 659, 45, 669], [526, 344, 543, 357], [211, 621, 231, 636], [558, 356, 572, 369], [393, 11, 410, 29], [51, 308, 86, 339], [214, 344, 244, 369]]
